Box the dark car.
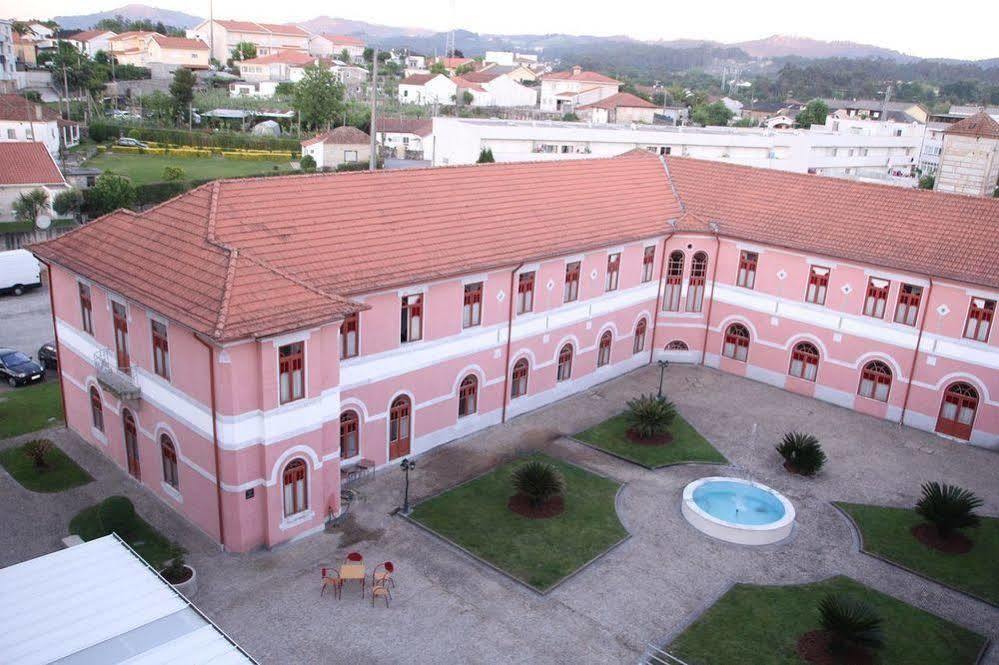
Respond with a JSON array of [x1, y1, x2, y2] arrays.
[[37, 342, 58, 370], [0, 348, 45, 387]]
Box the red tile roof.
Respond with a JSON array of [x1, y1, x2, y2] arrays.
[[108, 31, 156, 41], [215, 20, 308, 37], [150, 34, 209, 50], [945, 112, 999, 139], [399, 73, 438, 86], [0, 142, 66, 186], [458, 69, 504, 83], [541, 67, 620, 85], [452, 77, 486, 92], [577, 92, 658, 111], [375, 118, 433, 137], [0, 94, 75, 125], [432, 57, 474, 69], [300, 125, 371, 147], [322, 34, 364, 47], [69, 29, 114, 42]]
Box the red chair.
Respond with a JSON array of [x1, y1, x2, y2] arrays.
[[319, 567, 343, 599], [346, 551, 363, 563], [372, 561, 395, 589]]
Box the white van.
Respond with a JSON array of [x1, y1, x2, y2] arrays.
[[0, 250, 42, 296]]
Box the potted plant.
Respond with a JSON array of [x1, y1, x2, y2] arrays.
[[508, 460, 566, 519], [776, 432, 827, 476], [624, 394, 676, 445], [161, 544, 197, 596], [796, 593, 884, 663], [913, 481, 982, 553]]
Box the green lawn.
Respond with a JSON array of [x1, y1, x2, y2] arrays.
[[409, 454, 627, 591], [574, 412, 727, 468], [668, 576, 985, 665], [83, 152, 292, 185], [0, 440, 92, 492], [0, 382, 64, 439], [837, 502, 999, 605], [70, 496, 176, 568]]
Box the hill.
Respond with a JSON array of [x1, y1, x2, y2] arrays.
[[298, 15, 434, 39], [52, 4, 202, 30], [732, 34, 916, 62]]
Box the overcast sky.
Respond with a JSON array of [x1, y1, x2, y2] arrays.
[[25, 0, 999, 61]]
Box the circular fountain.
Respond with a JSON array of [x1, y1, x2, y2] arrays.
[[682, 477, 795, 545]]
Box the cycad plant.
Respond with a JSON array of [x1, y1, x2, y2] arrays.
[[775, 431, 827, 476], [511, 460, 566, 508], [915, 482, 983, 539], [818, 593, 885, 656], [625, 394, 676, 439]]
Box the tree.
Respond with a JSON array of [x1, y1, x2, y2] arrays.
[[53, 188, 84, 218], [476, 148, 495, 163], [429, 61, 447, 75], [455, 63, 475, 76], [796, 99, 830, 128], [85, 174, 136, 217], [162, 166, 185, 181], [13, 189, 49, 223], [339, 48, 350, 63], [562, 112, 580, 122], [919, 174, 935, 189], [275, 81, 295, 96], [691, 101, 733, 126], [140, 91, 174, 122], [231, 41, 257, 62], [292, 65, 345, 131], [169, 68, 197, 121], [461, 90, 474, 106], [299, 154, 317, 172]]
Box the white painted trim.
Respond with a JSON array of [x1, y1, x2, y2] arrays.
[[161, 482, 183, 503]]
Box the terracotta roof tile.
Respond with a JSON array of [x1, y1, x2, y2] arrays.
[[375, 118, 433, 137], [301, 125, 370, 147], [399, 73, 437, 86], [321, 34, 364, 46], [70, 29, 114, 42], [214, 20, 308, 37], [452, 76, 486, 92], [541, 67, 620, 85], [945, 112, 999, 139], [0, 142, 66, 185], [150, 34, 208, 50], [0, 94, 64, 123], [577, 92, 658, 111]]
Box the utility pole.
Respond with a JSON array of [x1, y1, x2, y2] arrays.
[[879, 82, 892, 123], [369, 47, 378, 171], [208, 0, 215, 64]]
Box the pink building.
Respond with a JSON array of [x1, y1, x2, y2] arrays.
[[31, 153, 998, 552]]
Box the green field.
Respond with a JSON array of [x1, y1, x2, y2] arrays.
[[574, 412, 727, 468], [83, 152, 293, 185], [0, 382, 63, 439], [0, 440, 92, 492]]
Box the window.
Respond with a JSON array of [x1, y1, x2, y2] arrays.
[[151, 320, 169, 380], [6, 128, 14, 139], [89, 387, 103, 432], [597, 331, 612, 367], [858, 360, 892, 402], [344, 150, 358, 162], [936, 382, 978, 440], [665, 340, 688, 351], [893, 284, 922, 326], [282, 459, 308, 517], [160, 434, 179, 489], [458, 375, 478, 416], [736, 251, 758, 289], [517, 272, 534, 315], [663, 251, 684, 311], [340, 410, 359, 458], [79, 283, 93, 334], [633, 319, 647, 354], [642, 246, 656, 282], [557, 344, 573, 381], [686, 252, 707, 312], [964, 297, 995, 342], [112, 302, 130, 370], [863, 278, 890, 318], [401, 294, 423, 343], [388, 396, 412, 459], [722, 323, 750, 361], [564, 262, 580, 303], [605, 253, 620, 292], [788, 342, 819, 381], [511, 358, 529, 398], [805, 266, 830, 306], [278, 342, 304, 404], [463, 283, 482, 328]]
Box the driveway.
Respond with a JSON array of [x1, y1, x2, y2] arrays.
[[0, 282, 54, 360], [2, 365, 997, 664]]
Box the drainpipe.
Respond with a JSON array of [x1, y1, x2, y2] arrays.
[[899, 277, 933, 428], [699, 232, 722, 365], [44, 262, 69, 425], [500, 262, 524, 423], [195, 335, 226, 552], [647, 233, 675, 364]]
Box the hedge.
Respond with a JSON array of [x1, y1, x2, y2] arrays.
[[89, 121, 301, 153], [111, 145, 296, 160]]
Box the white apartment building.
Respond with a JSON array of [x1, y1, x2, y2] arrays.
[[933, 113, 999, 197], [539, 66, 620, 113], [309, 34, 365, 63], [431, 116, 922, 186], [0, 20, 16, 89], [188, 20, 309, 63]]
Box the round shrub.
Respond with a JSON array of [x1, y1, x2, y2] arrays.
[[299, 154, 316, 172], [915, 481, 982, 538], [625, 394, 676, 439], [99, 496, 136, 536], [511, 460, 566, 508], [775, 431, 826, 476]]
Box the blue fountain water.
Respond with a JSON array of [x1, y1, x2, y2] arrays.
[[692, 480, 785, 525]]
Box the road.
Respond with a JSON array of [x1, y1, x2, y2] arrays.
[[0, 283, 54, 360]]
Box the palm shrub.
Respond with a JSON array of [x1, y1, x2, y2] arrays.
[[511, 460, 566, 508], [625, 395, 676, 439], [818, 594, 884, 656], [161, 544, 190, 583], [98, 496, 137, 536], [915, 481, 983, 538], [775, 431, 826, 476], [22, 439, 53, 469]]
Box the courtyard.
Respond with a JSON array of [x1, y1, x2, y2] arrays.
[[1, 364, 996, 664]]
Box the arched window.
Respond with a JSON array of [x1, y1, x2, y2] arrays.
[[388, 396, 412, 459], [458, 375, 478, 417], [557, 344, 573, 381], [160, 434, 179, 489], [665, 340, 689, 351], [123, 409, 140, 480], [89, 387, 104, 432], [663, 251, 684, 311], [722, 323, 750, 362], [788, 342, 820, 381], [858, 361, 892, 402], [282, 459, 308, 517], [340, 410, 359, 458], [511, 359, 529, 398], [633, 318, 647, 354], [936, 382, 978, 440], [686, 252, 708, 312], [597, 331, 613, 367]]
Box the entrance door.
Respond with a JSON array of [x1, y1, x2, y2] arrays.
[[388, 396, 411, 460], [123, 409, 140, 479], [935, 382, 978, 441], [112, 302, 130, 370]]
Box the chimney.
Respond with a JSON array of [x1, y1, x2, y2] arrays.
[[572, 65, 582, 76]]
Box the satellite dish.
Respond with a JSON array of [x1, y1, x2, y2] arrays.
[[36, 214, 52, 230]]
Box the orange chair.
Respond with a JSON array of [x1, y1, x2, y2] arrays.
[[372, 561, 395, 589], [320, 567, 343, 599], [371, 579, 392, 607], [346, 551, 363, 563]]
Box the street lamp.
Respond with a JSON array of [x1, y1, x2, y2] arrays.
[[657, 360, 669, 398], [400, 457, 416, 515]]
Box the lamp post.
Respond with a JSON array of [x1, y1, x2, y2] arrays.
[[400, 457, 416, 515], [657, 360, 669, 398]]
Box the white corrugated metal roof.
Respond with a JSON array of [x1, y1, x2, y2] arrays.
[[0, 535, 255, 665]]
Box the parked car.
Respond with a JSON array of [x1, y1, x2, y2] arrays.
[[110, 109, 142, 121], [0, 249, 42, 296], [37, 342, 57, 370], [117, 137, 149, 148], [0, 348, 45, 387]]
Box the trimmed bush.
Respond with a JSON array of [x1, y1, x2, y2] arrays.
[[88, 121, 301, 153], [511, 460, 566, 508], [818, 593, 885, 656], [915, 482, 983, 538], [625, 394, 676, 439], [22, 439, 53, 469], [776, 431, 826, 476], [98, 496, 137, 536], [299, 154, 316, 172]]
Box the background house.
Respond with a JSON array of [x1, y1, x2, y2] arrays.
[[188, 19, 309, 63], [376, 118, 433, 159], [0, 141, 68, 220], [300, 125, 371, 169], [540, 66, 620, 112], [238, 50, 315, 82], [577, 92, 658, 124], [934, 113, 999, 197], [0, 93, 79, 155], [65, 29, 117, 57], [398, 73, 456, 105], [456, 69, 537, 107], [309, 34, 365, 63]]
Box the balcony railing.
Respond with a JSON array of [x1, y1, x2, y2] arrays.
[[94, 348, 141, 400]]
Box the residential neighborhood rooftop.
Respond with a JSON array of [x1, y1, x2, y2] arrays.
[[577, 91, 659, 111], [0, 93, 76, 125], [376, 118, 434, 136], [213, 20, 309, 37], [541, 66, 620, 85], [944, 112, 999, 139], [0, 142, 66, 186]]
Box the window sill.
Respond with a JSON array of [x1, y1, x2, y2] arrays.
[[91, 427, 108, 446], [280, 509, 315, 531], [161, 482, 183, 503]]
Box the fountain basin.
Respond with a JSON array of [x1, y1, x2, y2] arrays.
[[682, 477, 795, 545]]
